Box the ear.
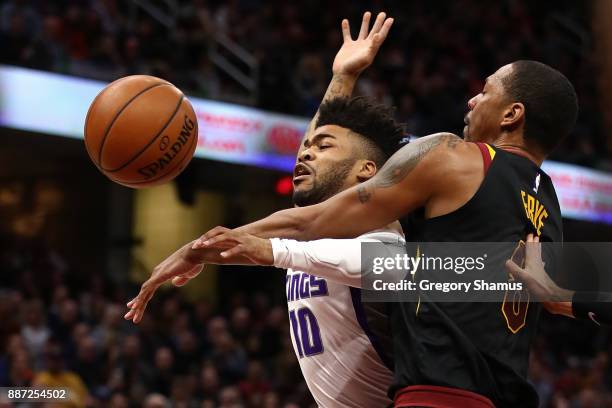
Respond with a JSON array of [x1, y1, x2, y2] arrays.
[[501, 102, 525, 129], [356, 160, 377, 182]]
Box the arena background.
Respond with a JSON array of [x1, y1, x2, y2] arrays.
[[1, 0, 612, 407]]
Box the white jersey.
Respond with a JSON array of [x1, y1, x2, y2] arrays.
[[271, 227, 405, 408]]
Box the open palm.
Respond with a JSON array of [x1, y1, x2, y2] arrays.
[[333, 12, 394, 76]]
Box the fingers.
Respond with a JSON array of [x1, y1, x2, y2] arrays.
[[172, 264, 204, 287], [525, 233, 543, 266], [341, 19, 351, 42], [374, 17, 394, 45], [367, 12, 387, 39], [195, 231, 235, 249], [505, 259, 526, 282], [357, 11, 371, 39], [172, 276, 190, 287], [220, 244, 245, 259], [192, 226, 231, 249], [124, 281, 158, 324]]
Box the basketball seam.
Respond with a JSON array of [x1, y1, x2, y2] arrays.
[[83, 77, 134, 164], [114, 120, 197, 186], [97, 82, 170, 167], [104, 93, 185, 173], [85, 76, 169, 165]]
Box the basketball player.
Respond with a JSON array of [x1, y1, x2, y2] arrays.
[[126, 12, 407, 408], [175, 61, 578, 407]]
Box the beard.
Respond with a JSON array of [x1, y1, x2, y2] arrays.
[[292, 158, 355, 207]]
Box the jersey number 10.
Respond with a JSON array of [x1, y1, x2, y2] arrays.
[[289, 307, 324, 357]]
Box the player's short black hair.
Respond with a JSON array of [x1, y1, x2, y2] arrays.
[[316, 96, 404, 168], [501, 60, 578, 153]]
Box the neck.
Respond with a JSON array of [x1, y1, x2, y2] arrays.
[[492, 135, 544, 166]]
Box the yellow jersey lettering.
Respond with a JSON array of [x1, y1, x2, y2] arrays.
[[521, 190, 549, 236]]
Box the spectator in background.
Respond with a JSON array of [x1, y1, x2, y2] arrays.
[[32, 342, 89, 407], [20, 299, 50, 370], [293, 53, 327, 115], [197, 364, 221, 401], [143, 393, 170, 408], [148, 346, 174, 396], [49, 298, 79, 348], [73, 336, 104, 391], [209, 331, 248, 383], [239, 360, 271, 405], [174, 329, 201, 374], [218, 385, 244, 408]]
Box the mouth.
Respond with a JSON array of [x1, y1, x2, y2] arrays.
[[293, 163, 313, 184], [463, 114, 470, 126]]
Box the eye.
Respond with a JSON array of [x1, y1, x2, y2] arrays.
[[319, 144, 332, 150]]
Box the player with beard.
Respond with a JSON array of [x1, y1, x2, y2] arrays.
[[271, 96, 406, 407], [126, 13, 407, 407]]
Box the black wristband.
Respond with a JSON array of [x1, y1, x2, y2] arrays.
[[572, 291, 612, 326]]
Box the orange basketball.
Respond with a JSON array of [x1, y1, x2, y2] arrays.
[[84, 75, 198, 188]]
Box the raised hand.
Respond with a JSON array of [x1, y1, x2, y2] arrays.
[[332, 11, 394, 76]]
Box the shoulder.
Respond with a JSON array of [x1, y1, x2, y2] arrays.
[[411, 133, 481, 173]]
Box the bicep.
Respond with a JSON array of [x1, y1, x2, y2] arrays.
[[305, 135, 452, 238]]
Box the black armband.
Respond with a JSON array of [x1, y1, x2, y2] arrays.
[[572, 291, 612, 326]]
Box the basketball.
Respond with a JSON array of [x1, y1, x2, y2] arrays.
[[84, 75, 198, 188]]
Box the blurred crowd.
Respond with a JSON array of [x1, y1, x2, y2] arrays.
[[0, 0, 608, 168], [0, 239, 314, 407]]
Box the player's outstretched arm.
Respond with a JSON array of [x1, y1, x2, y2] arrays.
[[188, 226, 406, 288], [505, 235, 612, 326], [193, 133, 463, 252]]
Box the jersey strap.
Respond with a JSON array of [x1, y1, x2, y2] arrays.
[[475, 142, 496, 174]]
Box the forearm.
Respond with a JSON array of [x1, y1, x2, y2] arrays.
[[303, 73, 358, 137], [233, 190, 395, 241], [570, 291, 612, 326], [182, 240, 254, 265], [234, 205, 316, 239]]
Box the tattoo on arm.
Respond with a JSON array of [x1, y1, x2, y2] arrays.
[[327, 74, 348, 99], [357, 133, 462, 202], [357, 186, 372, 203], [302, 73, 357, 144]]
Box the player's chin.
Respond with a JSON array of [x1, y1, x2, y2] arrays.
[[462, 125, 471, 140], [293, 177, 313, 190]]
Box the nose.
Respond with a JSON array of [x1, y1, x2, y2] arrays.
[[298, 146, 314, 162], [468, 95, 478, 110]]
